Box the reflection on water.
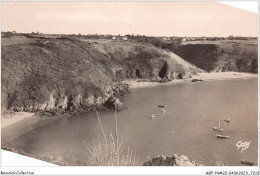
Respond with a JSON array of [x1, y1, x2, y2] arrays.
[[3, 78, 258, 166]]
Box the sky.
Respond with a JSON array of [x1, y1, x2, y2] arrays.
[[1, 1, 258, 37]]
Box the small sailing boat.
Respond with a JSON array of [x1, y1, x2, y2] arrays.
[[151, 114, 156, 119], [224, 113, 230, 123], [162, 107, 165, 114], [213, 121, 223, 131], [241, 159, 254, 166]]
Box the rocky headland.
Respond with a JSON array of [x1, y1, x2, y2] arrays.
[[1, 34, 201, 115]]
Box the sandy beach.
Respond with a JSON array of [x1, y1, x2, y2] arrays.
[[1, 111, 36, 129], [1, 112, 67, 165], [125, 72, 258, 89]]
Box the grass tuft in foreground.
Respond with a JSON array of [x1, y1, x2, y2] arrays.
[[83, 110, 136, 166]]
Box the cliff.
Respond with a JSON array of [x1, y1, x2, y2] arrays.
[[1, 34, 200, 114], [172, 40, 258, 73]]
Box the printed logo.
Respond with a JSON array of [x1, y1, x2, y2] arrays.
[[236, 140, 251, 153]]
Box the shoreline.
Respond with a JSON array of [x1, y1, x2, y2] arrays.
[[1, 112, 36, 129], [2, 72, 257, 129], [125, 72, 258, 89], [1, 111, 71, 130]]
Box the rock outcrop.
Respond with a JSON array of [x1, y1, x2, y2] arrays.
[[143, 154, 202, 166]]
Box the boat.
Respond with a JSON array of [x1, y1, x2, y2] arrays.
[[191, 78, 203, 82], [213, 127, 223, 131], [241, 159, 254, 166], [213, 121, 223, 131], [162, 108, 165, 113], [224, 119, 230, 123], [151, 114, 156, 119], [224, 113, 230, 123], [158, 105, 165, 108], [216, 134, 229, 139]]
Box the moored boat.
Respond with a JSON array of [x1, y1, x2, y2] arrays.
[[191, 78, 203, 82], [224, 119, 230, 123], [162, 108, 165, 113], [216, 134, 229, 139], [213, 127, 223, 131], [224, 113, 230, 123], [213, 121, 223, 131]]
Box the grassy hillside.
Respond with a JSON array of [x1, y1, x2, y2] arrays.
[[84, 39, 200, 80], [2, 35, 200, 113], [171, 40, 258, 73]]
